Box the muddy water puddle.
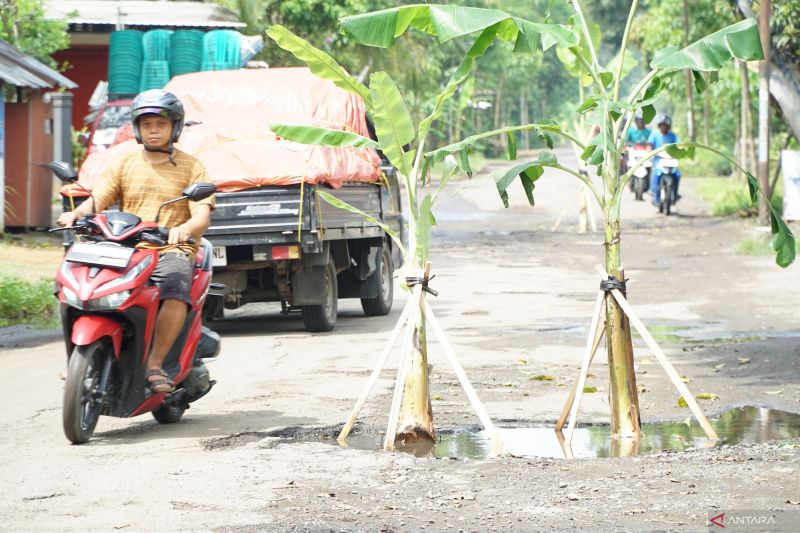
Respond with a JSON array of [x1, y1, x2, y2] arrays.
[[333, 406, 800, 459]]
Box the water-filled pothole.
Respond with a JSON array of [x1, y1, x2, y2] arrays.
[[332, 406, 800, 459]]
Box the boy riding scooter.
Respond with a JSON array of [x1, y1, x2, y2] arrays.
[[58, 89, 215, 394]]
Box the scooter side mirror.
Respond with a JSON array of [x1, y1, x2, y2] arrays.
[[48, 161, 79, 183], [182, 182, 216, 202]]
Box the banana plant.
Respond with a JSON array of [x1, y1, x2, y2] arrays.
[[266, 11, 579, 443], [266, 1, 796, 441]]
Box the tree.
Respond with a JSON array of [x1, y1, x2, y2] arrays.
[[0, 0, 68, 66], [267, 2, 795, 443]]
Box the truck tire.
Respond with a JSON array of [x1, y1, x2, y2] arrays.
[[302, 258, 338, 332], [361, 246, 393, 316]]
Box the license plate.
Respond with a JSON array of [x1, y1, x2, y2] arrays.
[[212, 246, 227, 267]]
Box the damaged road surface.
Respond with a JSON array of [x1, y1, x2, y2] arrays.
[[2, 152, 799, 531]]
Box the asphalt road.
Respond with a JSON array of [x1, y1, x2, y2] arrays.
[[2, 149, 798, 531]]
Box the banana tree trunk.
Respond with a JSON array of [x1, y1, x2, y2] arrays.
[[396, 298, 436, 443], [603, 214, 642, 439]]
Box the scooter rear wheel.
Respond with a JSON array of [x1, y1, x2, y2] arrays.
[[63, 342, 107, 444]]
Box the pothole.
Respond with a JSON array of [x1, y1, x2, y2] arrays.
[[314, 406, 800, 459]]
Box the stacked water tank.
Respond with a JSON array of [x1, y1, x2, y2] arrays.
[[107, 29, 250, 96]]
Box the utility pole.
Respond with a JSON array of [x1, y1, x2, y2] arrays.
[[758, 0, 771, 225]]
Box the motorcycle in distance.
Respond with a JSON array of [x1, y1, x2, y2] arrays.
[[626, 143, 653, 201], [48, 161, 222, 444], [656, 157, 680, 216]]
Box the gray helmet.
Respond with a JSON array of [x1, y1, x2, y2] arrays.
[[634, 109, 644, 120], [656, 114, 672, 127], [131, 89, 185, 145]]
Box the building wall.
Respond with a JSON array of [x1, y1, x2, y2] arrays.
[[4, 92, 55, 228], [54, 45, 108, 130]]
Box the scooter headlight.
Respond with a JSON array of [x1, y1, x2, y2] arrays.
[[86, 290, 131, 310], [62, 286, 83, 309]]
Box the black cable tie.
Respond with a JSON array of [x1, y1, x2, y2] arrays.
[[600, 276, 627, 292], [406, 274, 438, 297]]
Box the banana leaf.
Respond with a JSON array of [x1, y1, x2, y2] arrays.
[[650, 18, 763, 72], [368, 72, 415, 176], [340, 4, 578, 51], [317, 190, 406, 260], [269, 124, 379, 149], [266, 25, 372, 107]]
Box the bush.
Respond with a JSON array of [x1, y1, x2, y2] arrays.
[[695, 177, 782, 217], [0, 275, 57, 327], [683, 150, 732, 178]]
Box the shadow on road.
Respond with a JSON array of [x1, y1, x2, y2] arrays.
[[86, 409, 317, 446]]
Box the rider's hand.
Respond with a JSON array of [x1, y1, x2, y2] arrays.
[[168, 226, 192, 245], [58, 211, 79, 228]]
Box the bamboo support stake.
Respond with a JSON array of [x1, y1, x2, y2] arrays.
[[578, 186, 589, 234], [423, 299, 502, 451], [564, 290, 607, 445], [556, 314, 605, 432], [551, 188, 581, 232], [594, 265, 718, 440], [554, 426, 575, 459], [338, 295, 415, 443], [585, 186, 598, 233], [383, 282, 425, 451]]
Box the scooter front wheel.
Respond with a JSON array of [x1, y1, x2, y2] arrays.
[[63, 341, 108, 444]]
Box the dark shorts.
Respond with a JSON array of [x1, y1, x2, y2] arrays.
[[150, 251, 193, 305]]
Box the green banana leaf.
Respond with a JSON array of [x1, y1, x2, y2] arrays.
[[368, 72, 415, 176], [269, 124, 379, 149], [340, 4, 578, 50], [491, 151, 559, 208], [317, 190, 406, 260], [650, 18, 763, 72], [425, 122, 561, 164], [266, 25, 372, 107]]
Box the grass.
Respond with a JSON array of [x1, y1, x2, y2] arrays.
[[735, 232, 799, 257], [695, 176, 782, 217], [0, 233, 62, 328], [0, 274, 58, 328]]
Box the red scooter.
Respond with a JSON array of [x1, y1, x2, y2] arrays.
[[49, 161, 222, 444]]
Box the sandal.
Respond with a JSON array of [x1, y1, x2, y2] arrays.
[[145, 369, 175, 393]]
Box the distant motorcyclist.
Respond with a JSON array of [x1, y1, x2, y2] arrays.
[[648, 114, 680, 206], [625, 110, 652, 147], [625, 110, 652, 189]]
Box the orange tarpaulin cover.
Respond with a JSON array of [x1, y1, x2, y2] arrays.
[[65, 68, 381, 197]]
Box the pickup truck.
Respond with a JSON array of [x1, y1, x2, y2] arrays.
[[204, 166, 404, 331]]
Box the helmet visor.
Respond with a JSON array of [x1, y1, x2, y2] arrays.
[[132, 107, 172, 119]]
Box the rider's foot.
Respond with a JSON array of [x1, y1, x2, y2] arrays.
[[145, 369, 175, 393]]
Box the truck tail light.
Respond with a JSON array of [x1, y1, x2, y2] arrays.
[[272, 245, 300, 260]]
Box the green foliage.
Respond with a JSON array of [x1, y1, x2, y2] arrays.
[[650, 19, 762, 71], [216, 0, 368, 67], [269, 124, 378, 148], [696, 176, 782, 216], [368, 71, 416, 175], [0, 0, 69, 66], [0, 274, 56, 327], [266, 24, 372, 105]]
